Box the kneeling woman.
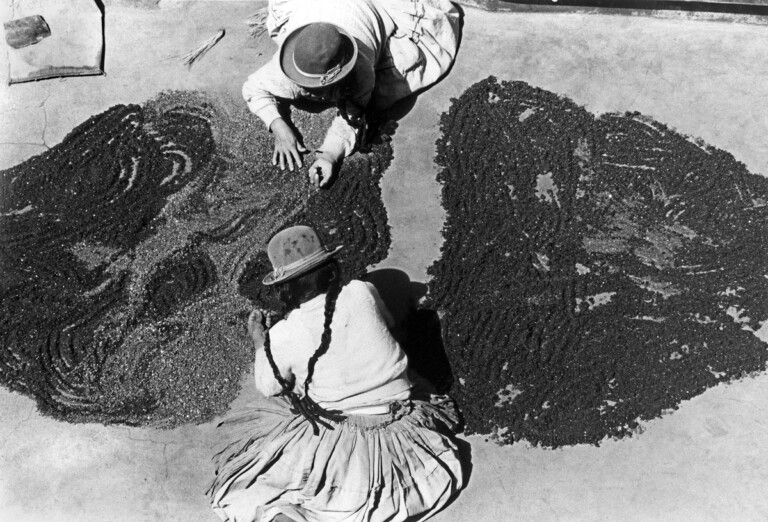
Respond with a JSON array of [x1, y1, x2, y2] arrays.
[[208, 225, 465, 522]]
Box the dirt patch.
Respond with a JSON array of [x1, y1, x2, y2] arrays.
[[428, 77, 768, 447], [0, 91, 392, 427]]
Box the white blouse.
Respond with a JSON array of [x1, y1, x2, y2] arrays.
[[254, 280, 412, 412]]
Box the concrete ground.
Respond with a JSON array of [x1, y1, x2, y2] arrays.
[[2, 1, 768, 520]]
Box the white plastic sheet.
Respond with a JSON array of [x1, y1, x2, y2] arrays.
[[5, 0, 104, 84]]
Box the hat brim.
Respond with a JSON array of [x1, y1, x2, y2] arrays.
[[279, 23, 358, 89], [262, 245, 343, 286]]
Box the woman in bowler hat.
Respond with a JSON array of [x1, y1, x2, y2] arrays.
[[208, 225, 464, 521], [243, 0, 461, 187]]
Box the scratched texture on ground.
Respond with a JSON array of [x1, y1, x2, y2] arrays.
[[427, 77, 768, 447], [0, 91, 392, 427]]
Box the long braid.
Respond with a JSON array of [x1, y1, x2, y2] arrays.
[[304, 276, 342, 396], [262, 329, 291, 392], [261, 274, 346, 436], [263, 326, 330, 435], [295, 275, 346, 434]]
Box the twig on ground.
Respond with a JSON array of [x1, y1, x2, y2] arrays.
[[175, 28, 226, 68]]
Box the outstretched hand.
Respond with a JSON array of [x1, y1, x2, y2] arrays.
[[271, 118, 307, 172]]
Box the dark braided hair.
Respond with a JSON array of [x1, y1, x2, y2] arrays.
[[303, 275, 341, 396], [262, 261, 346, 435]]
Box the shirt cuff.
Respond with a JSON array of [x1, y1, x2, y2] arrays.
[[253, 104, 282, 132], [318, 115, 357, 161]]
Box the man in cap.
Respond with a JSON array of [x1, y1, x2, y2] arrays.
[[243, 0, 461, 187]]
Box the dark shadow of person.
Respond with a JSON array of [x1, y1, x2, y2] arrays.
[[362, 268, 472, 490], [361, 268, 454, 393]]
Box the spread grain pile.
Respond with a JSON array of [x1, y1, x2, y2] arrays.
[[428, 77, 768, 447], [0, 91, 392, 427]]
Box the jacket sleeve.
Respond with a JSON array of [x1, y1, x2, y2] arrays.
[[254, 347, 287, 396], [318, 115, 358, 162], [242, 54, 303, 130], [318, 48, 376, 162], [365, 281, 396, 329], [253, 321, 295, 396]]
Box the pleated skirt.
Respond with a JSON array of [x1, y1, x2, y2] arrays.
[[208, 395, 465, 522]]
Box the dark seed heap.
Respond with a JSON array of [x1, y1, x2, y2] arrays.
[[238, 120, 394, 313], [428, 77, 768, 447], [0, 91, 392, 427]]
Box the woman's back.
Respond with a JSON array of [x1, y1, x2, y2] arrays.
[[260, 280, 412, 412]]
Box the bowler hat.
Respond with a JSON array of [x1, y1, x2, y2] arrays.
[[262, 225, 343, 286], [279, 22, 358, 89]]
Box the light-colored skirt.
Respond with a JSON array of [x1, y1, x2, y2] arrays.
[[208, 394, 465, 522]]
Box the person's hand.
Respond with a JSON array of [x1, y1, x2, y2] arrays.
[[270, 118, 307, 172], [308, 154, 335, 188], [248, 309, 274, 345]]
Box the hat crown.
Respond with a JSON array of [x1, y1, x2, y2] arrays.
[[293, 23, 345, 76], [263, 226, 342, 286], [279, 22, 358, 89], [268, 225, 324, 268]]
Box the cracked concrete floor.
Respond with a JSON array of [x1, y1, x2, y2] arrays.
[[2, 1, 768, 521]]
